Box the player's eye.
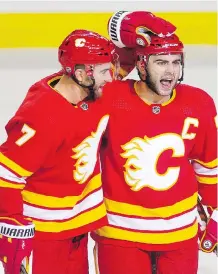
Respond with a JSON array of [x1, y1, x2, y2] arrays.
[[173, 60, 181, 65], [101, 69, 108, 75], [157, 61, 167, 66]]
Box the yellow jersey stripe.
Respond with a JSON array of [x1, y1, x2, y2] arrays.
[[23, 188, 103, 220], [0, 153, 33, 177], [0, 179, 25, 190], [194, 158, 217, 169], [196, 175, 217, 185], [104, 192, 198, 218], [96, 221, 198, 244], [22, 174, 102, 208], [0, 217, 25, 226], [34, 203, 106, 232]]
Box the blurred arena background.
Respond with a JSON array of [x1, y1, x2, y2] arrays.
[[0, 1, 217, 273]]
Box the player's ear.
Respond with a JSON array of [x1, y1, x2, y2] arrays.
[[74, 68, 84, 82], [136, 60, 146, 80], [73, 64, 86, 82]]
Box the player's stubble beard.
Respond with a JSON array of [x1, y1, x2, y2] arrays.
[[145, 68, 175, 98], [73, 74, 96, 101], [84, 77, 96, 101]]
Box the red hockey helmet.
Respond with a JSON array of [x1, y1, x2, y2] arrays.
[[136, 33, 184, 64], [58, 29, 115, 76]]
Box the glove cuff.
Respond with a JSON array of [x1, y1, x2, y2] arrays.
[[108, 11, 131, 48], [0, 221, 35, 239], [200, 210, 218, 253]]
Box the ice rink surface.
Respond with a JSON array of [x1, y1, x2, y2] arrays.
[[0, 46, 217, 273]]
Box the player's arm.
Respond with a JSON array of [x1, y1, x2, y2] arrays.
[[112, 46, 136, 79], [0, 114, 56, 273], [191, 95, 217, 254], [108, 11, 177, 78]]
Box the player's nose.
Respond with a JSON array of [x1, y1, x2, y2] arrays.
[[165, 63, 175, 73]]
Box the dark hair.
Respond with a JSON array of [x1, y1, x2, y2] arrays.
[[74, 64, 85, 71]]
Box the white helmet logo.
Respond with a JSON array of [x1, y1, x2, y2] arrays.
[[75, 38, 86, 47]]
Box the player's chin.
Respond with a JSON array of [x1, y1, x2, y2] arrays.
[[158, 84, 175, 96], [157, 88, 172, 96], [95, 87, 103, 98]]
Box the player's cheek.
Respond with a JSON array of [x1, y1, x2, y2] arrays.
[[94, 74, 101, 86], [109, 69, 116, 81], [107, 71, 113, 82]]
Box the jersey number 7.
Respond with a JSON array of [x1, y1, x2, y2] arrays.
[[15, 124, 36, 146]]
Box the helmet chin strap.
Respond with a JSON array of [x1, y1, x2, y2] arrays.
[[70, 74, 96, 101]]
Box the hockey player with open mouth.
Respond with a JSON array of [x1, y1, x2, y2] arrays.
[[93, 10, 218, 274]]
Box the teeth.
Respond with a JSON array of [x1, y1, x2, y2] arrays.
[[163, 79, 172, 81]]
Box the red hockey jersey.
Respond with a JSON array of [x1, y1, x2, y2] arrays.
[[94, 80, 217, 251], [0, 72, 109, 240]]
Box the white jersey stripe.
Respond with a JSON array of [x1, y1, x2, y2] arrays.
[[211, 209, 218, 223], [23, 188, 103, 221], [0, 164, 26, 184], [193, 161, 217, 176], [108, 11, 131, 48], [107, 207, 198, 232]]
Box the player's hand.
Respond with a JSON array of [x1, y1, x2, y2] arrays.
[[199, 210, 218, 255], [0, 217, 35, 274], [108, 11, 176, 48]]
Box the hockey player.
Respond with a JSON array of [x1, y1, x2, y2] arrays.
[[0, 10, 176, 273], [0, 30, 116, 274], [92, 11, 218, 274]]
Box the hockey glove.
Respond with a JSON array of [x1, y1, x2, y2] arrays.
[[108, 11, 176, 48], [0, 217, 35, 274], [198, 206, 218, 255]]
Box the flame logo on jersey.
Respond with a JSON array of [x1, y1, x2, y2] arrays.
[[121, 134, 185, 191], [72, 115, 109, 184]]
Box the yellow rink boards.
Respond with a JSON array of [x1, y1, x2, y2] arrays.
[[0, 12, 217, 48]]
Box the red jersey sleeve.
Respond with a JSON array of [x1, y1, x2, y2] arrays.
[[191, 94, 217, 208], [0, 105, 58, 218]]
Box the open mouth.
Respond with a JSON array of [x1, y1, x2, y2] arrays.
[[160, 78, 173, 90]]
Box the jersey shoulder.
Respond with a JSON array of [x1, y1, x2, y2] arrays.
[[177, 84, 214, 102], [101, 79, 135, 99], [176, 84, 216, 110], [19, 71, 66, 114], [6, 72, 71, 135], [99, 80, 136, 114]]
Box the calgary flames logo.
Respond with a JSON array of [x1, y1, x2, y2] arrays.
[[121, 134, 185, 191], [72, 115, 109, 184]]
